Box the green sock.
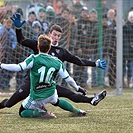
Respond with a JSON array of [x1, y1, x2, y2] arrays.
[[21, 109, 41, 118], [57, 98, 80, 113]]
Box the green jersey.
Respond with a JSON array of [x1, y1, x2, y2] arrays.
[[19, 53, 69, 100]]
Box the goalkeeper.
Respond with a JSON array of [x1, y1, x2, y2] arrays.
[[0, 13, 107, 110]]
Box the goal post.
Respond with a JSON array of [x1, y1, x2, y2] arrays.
[[116, 0, 123, 95], [97, 0, 103, 88]]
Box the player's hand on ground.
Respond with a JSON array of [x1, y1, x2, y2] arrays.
[[77, 86, 86, 95], [96, 59, 106, 70], [10, 13, 26, 29]]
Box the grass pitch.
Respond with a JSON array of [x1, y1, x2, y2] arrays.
[[0, 89, 133, 133]]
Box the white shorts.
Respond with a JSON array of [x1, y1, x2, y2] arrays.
[[22, 89, 58, 112]]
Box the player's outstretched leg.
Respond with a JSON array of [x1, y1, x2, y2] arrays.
[[0, 90, 28, 109], [0, 79, 30, 109], [91, 90, 107, 106], [56, 98, 86, 116], [19, 105, 56, 119], [56, 85, 93, 103], [21, 110, 57, 119]]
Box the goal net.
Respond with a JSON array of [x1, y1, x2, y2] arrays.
[[0, 0, 132, 95]]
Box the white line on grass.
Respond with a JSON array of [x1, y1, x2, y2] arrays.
[[0, 113, 18, 116], [87, 107, 133, 112]]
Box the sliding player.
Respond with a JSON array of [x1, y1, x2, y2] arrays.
[[0, 34, 88, 118]]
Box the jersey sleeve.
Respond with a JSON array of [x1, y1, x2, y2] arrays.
[[0, 54, 33, 71], [57, 62, 69, 79], [19, 54, 34, 70], [16, 29, 38, 54], [57, 62, 79, 91], [63, 49, 96, 67], [1, 64, 22, 71]]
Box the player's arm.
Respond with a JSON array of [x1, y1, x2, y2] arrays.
[[57, 63, 86, 95], [63, 49, 106, 69], [16, 29, 38, 53], [10, 13, 38, 53], [0, 63, 22, 71], [0, 55, 34, 71]]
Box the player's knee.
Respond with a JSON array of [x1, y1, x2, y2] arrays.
[[5, 102, 14, 108], [52, 99, 59, 106], [1, 99, 12, 108]]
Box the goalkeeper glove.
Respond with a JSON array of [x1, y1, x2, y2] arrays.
[[10, 13, 26, 29], [96, 59, 106, 70], [77, 86, 86, 95]]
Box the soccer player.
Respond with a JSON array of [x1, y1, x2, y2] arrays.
[[0, 13, 107, 110], [0, 34, 87, 118]]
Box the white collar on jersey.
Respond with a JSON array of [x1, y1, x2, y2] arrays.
[[51, 43, 58, 47], [39, 52, 48, 55]]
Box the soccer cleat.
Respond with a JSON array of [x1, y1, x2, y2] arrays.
[[40, 111, 57, 119], [77, 110, 87, 116], [72, 109, 87, 117], [91, 90, 107, 106]]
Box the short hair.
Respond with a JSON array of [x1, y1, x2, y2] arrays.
[[38, 34, 52, 53], [28, 11, 36, 17], [62, 8, 70, 13], [16, 8, 23, 16], [102, 14, 107, 19], [49, 24, 63, 33], [3, 18, 12, 23]]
